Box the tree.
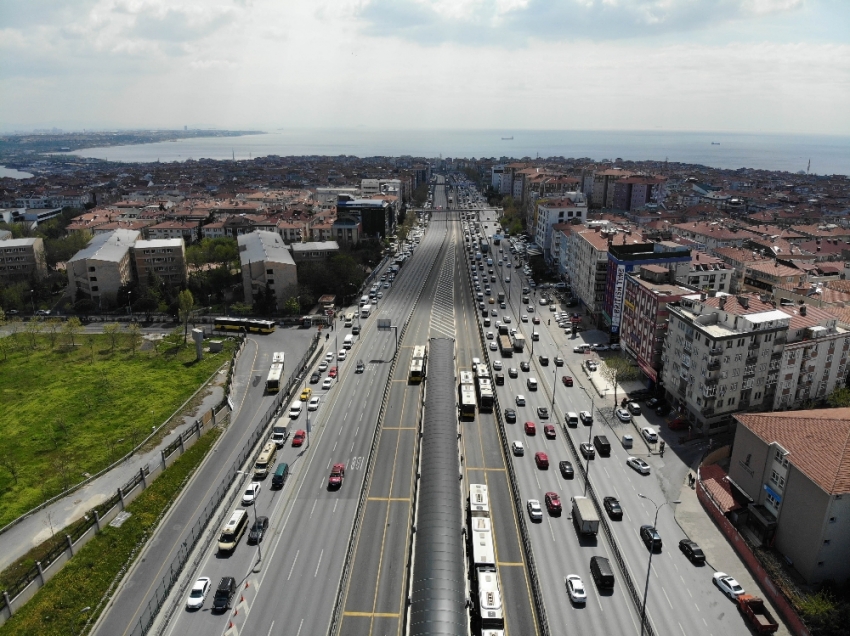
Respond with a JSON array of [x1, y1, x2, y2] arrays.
[[86, 334, 97, 363], [24, 319, 41, 349], [0, 449, 20, 484], [62, 316, 83, 348], [177, 289, 195, 344], [283, 296, 300, 316], [44, 317, 62, 347], [103, 322, 121, 353], [826, 387, 850, 408], [126, 322, 143, 355], [600, 353, 640, 405]]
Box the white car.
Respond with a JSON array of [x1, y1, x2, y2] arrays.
[[486, 331, 494, 339], [472, 357, 481, 366], [626, 456, 651, 475], [337, 349, 347, 361], [493, 360, 503, 371], [641, 427, 658, 443], [186, 576, 211, 609], [322, 378, 333, 390], [515, 394, 526, 406], [527, 499, 543, 521], [308, 396, 320, 411], [325, 352, 334, 362], [521, 315, 528, 322], [489, 342, 498, 351], [615, 408, 632, 422], [713, 572, 745, 599], [242, 482, 261, 505], [565, 574, 587, 604], [512, 440, 525, 456], [318, 361, 328, 372]]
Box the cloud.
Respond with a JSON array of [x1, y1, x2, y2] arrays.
[[354, 0, 807, 45]]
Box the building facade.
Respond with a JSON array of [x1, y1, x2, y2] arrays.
[[66, 229, 140, 306], [132, 239, 187, 288], [0, 237, 47, 283], [237, 231, 298, 311], [534, 195, 587, 264]]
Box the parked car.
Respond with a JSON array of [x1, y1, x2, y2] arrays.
[[646, 397, 661, 409], [641, 427, 658, 443], [668, 417, 688, 430], [615, 408, 632, 422], [627, 402, 642, 415], [679, 539, 706, 564], [655, 403, 671, 416], [713, 572, 745, 599]]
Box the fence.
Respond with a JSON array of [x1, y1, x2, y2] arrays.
[[696, 470, 811, 636], [0, 407, 227, 627]]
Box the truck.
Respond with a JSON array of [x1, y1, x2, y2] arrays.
[[736, 595, 779, 634], [513, 333, 526, 353], [498, 334, 514, 357], [271, 417, 289, 447], [498, 324, 509, 336], [571, 496, 600, 535]]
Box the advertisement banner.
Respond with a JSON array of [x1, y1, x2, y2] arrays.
[[610, 263, 627, 332]]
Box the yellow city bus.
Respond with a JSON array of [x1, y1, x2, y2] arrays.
[[214, 317, 276, 333]]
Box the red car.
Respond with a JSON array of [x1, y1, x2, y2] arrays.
[[328, 463, 345, 488], [328, 366, 338, 378], [545, 491, 562, 514], [292, 429, 306, 447], [524, 421, 536, 435], [535, 452, 549, 469], [562, 376, 573, 387], [544, 424, 556, 439]]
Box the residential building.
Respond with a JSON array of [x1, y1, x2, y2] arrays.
[[0, 237, 47, 283], [591, 168, 632, 208], [66, 229, 141, 306], [743, 261, 806, 295], [336, 197, 394, 238], [603, 241, 691, 341], [332, 217, 362, 245], [661, 293, 789, 434], [727, 409, 850, 585], [611, 176, 667, 211], [147, 220, 199, 244], [569, 227, 611, 325], [534, 194, 587, 264], [680, 252, 735, 293], [132, 239, 187, 288], [620, 266, 692, 387], [290, 241, 340, 263], [671, 222, 759, 253], [237, 231, 298, 311]]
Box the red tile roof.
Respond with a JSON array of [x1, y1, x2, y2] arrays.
[[735, 409, 850, 494]]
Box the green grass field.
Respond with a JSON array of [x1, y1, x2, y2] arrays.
[[0, 330, 234, 527]]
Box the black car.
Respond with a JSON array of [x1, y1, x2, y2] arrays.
[[640, 525, 663, 551], [646, 397, 661, 409], [504, 408, 517, 423], [247, 516, 269, 544], [655, 404, 671, 417], [212, 577, 236, 612], [679, 539, 706, 564], [603, 497, 623, 520], [310, 372, 320, 384], [559, 460, 574, 479], [495, 372, 505, 385], [508, 367, 519, 378], [538, 355, 549, 366], [537, 406, 549, 419], [520, 361, 530, 372]]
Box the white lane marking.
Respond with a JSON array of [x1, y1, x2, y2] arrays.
[[266, 621, 275, 636], [314, 549, 324, 577], [332, 441, 337, 452], [326, 458, 332, 469], [295, 619, 304, 636], [333, 499, 338, 513], [662, 586, 673, 608], [310, 500, 317, 517], [351, 442, 355, 452], [355, 426, 359, 436], [287, 551, 300, 580]]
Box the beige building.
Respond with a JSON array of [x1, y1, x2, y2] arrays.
[[132, 239, 187, 288], [237, 231, 298, 311], [67, 229, 140, 306], [728, 409, 850, 584], [568, 227, 610, 325], [0, 237, 47, 283]]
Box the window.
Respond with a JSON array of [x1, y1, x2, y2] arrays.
[[727, 397, 736, 406], [91, 286, 99, 291], [735, 353, 742, 362], [726, 340, 733, 349], [733, 368, 740, 377], [730, 382, 738, 391]]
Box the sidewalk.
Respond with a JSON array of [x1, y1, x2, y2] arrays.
[[0, 378, 226, 574]]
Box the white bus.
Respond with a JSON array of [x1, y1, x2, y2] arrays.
[[266, 363, 284, 393], [218, 509, 248, 553]]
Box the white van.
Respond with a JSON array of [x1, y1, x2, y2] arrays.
[[288, 400, 302, 419], [343, 334, 354, 350], [527, 377, 538, 391], [360, 295, 369, 307], [566, 412, 579, 427]]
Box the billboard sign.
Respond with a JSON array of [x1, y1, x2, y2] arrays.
[[610, 263, 627, 334]]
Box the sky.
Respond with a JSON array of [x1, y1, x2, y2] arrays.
[[1, 0, 848, 135]]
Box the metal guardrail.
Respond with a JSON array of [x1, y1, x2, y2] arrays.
[[328, 228, 443, 636]]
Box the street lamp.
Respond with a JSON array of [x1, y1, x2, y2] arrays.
[[127, 291, 132, 321], [236, 470, 263, 563], [30, 289, 35, 314], [637, 494, 681, 636]]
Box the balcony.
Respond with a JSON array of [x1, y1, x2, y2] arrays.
[[707, 360, 721, 371], [709, 348, 724, 356], [771, 351, 782, 360], [702, 406, 715, 416], [746, 354, 758, 364], [704, 377, 719, 386], [749, 341, 760, 350], [773, 336, 786, 346]]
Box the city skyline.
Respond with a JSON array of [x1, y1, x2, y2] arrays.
[[1, 0, 849, 135]]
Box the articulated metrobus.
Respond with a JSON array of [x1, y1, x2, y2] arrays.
[[408, 345, 427, 383], [214, 317, 276, 333]]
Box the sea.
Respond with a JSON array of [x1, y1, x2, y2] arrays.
[[67, 129, 850, 176], [0, 165, 34, 179]]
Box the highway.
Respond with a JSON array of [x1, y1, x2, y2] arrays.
[[145, 175, 759, 636]]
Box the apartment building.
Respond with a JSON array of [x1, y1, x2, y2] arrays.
[[132, 238, 187, 287], [591, 168, 631, 208], [773, 304, 850, 410], [147, 220, 199, 244], [680, 252, 735, 293], [336, 197, 394, 238], [611, 176, 667, 211], [569, 227, 612, 326], [661, 293, 790, 434], [727, 409, 850, 585], [290, 241, 340, 263], [620, 265, 692, 386], [237, 231, 298, 311], [671, 222, 759, 253], [534, 194, 587, 264], [604, 241, 690, 341], [743, 261, 806, 295], [0, 237, 47, 283], [66, 229, 140, 306]]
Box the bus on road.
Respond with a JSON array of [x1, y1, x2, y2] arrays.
[[266, 364, 284, 393], [409, 345, 427, 383], [214, 317, 276, 333]]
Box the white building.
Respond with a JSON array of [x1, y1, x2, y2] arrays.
[[66, 229, 140, 306], [568, 227, 611, 324], [534, 194, 587, 264], [678, 252, 736, 293], [237, 231, 298, 311]]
